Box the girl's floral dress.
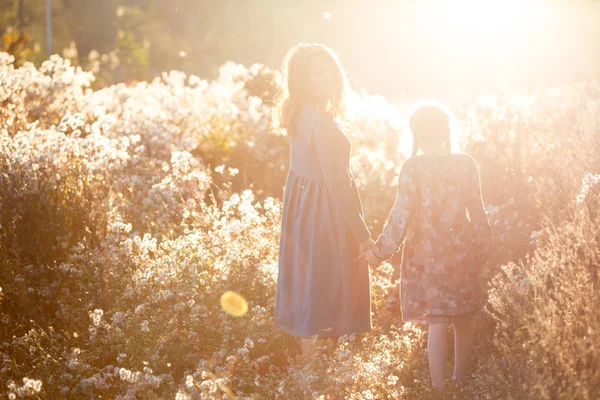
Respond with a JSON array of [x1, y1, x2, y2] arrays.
[[373, 153, 493, 323]]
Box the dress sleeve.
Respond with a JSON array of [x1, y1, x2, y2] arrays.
[[465, 156, 494, 264], [373, 160, 418, 261], [314, 118, 371, 243]]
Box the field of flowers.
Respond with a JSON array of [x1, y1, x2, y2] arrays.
[[1, 52, 599, 399]]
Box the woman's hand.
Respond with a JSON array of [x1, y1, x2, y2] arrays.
[[357, 238, 375, 260]]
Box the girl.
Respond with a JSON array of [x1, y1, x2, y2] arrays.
[[273, 44, 374, 354], [365, 104, 493, 391]]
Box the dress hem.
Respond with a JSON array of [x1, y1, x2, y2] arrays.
[[402, 307, 480, 324], [275, 320, 372, 338]]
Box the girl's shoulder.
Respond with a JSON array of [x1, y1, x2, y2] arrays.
[[410, 152, 472, 162], [409, 152, 479, 173], [454, 152, 476, 161], [454, 152, 479, 170]]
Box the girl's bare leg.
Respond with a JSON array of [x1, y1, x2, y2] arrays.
[[428, 323, 449, 392], [452, 317, 475, 382]]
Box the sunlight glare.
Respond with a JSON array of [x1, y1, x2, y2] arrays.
[[423, 0, 553, 61]]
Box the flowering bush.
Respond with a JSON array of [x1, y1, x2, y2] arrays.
[[1, 53, 599, 398], [468, 172, 600, 399]]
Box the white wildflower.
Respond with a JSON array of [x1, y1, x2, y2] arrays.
[[91, 309, 104, 326]]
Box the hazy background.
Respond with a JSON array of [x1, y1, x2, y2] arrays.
[[2, 0, 599, 97]]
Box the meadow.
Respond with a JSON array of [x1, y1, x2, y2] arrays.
[[1, 52, 599, 399]]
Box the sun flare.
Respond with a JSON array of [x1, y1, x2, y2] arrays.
[[220, 291, 249, 317], [425, 0, 553, 57]]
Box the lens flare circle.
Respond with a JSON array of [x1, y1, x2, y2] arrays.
[[220, 291, 249, 317]]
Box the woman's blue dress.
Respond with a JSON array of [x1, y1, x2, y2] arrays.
[[274, 106, 372, 338]]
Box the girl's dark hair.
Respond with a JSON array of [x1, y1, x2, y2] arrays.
[[409, 105, 452, 157], [273, 43, 349, 136]]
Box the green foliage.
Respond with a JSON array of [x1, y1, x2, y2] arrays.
[[1, 28, 31, 66]]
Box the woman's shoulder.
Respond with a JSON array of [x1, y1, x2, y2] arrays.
[[297, 106, 341, 135], [314, 111, 344, 135], [312, 114, 349, 147]]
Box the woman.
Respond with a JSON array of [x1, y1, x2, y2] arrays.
[[365, 104, 493, 391], [273, 43, 373, 353]]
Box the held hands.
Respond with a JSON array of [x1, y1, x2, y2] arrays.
[[364, 248, 382, 268], [358, 238, 374, 260], [357, 238, 382, 268]]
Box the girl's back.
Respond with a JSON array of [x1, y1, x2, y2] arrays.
[[372, 150, 492, 323], [369, 104, 494, 391], [408, 153, 483, 259]]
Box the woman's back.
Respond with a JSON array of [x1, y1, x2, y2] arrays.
[[288, 107, 329, 180], [275, 105, 372, 338]]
